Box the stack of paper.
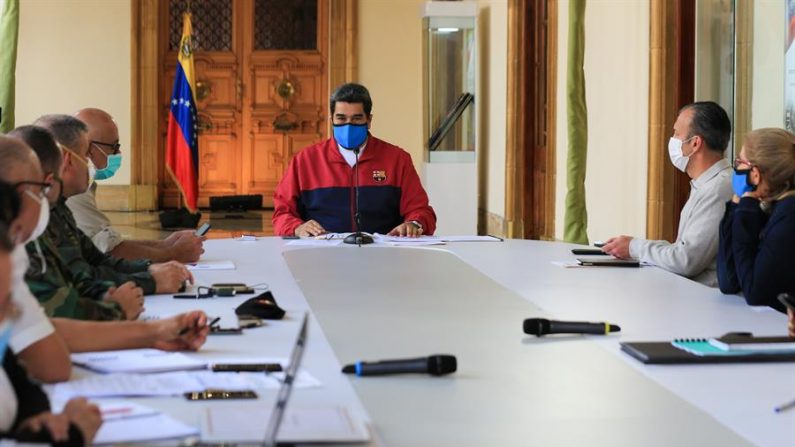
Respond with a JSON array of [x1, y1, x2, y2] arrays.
[[372, 234, 445, 246]]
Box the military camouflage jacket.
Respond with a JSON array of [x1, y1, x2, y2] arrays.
[[47, 198, 156, 294], [25, 235, 124, 320]]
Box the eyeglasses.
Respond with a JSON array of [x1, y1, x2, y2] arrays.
[[90, 140, 121, 156], [13, 181, 53, 199], [733, 157, 756, 170]]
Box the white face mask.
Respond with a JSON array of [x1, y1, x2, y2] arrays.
[[21, 189, 50, 245], [667, 136, 694, 173], [87, 159, 97, 188]]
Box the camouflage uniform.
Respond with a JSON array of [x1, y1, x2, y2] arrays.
[[48, 198, 157, 293], [25, 235, 124, 320]]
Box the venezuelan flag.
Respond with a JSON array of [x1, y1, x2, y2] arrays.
[[165, 12, 199, 212]]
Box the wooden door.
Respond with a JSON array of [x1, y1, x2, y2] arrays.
[[159, 0, 328, 208]]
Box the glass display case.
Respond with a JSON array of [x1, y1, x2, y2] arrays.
[[423, 3, 477, 160], [421, 1, 478, 235]]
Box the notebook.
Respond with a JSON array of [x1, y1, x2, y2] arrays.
[[621, 338, 795, 364]]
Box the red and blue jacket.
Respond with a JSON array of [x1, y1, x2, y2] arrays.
[[273, 135, 437, 236]]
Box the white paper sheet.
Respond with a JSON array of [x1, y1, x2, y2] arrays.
[[47, 369, 322, 402], [71, 349, 207, 374], [201, 405, 369, 444], [438, 235, 503, 242], [95, 412, 199, 445], [186, 260, 236, 271], [285, 238, 343, 247], [372, 234, 445, 246]]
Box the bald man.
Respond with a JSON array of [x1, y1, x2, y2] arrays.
[[66, 108, 203, 263]]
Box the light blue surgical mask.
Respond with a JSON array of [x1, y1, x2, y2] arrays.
[[94, 153, 122, 181], [333, 123, 368, 150], [732, 169, 757, 197], [0, 320, 13, 364]]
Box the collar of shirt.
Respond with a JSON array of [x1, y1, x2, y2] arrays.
[[691, 158, 731, 190], [337, 141, 368, 167]]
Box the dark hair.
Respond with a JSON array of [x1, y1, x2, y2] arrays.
[[0, 180, 21, 251], [33, 114, 88, 151], [680, 101, 732, 154], [329, 83, 373, 116], [8, 125, 62, 174]]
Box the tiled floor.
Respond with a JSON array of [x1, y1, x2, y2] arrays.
[[104, 209, 275, 241]]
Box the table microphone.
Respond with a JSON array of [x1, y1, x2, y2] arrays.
[[523, 318, 620, 336], [341, 354, 457, 376]]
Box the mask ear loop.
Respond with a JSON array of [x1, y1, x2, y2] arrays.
[[32, 239, 47, 275]]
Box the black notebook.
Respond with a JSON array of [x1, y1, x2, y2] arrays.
[[621, 339, 795, 365]]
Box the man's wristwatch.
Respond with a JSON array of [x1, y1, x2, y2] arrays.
[[408, 220, 423, 231]]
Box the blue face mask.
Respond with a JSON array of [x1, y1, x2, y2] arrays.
[[732, 169, 757, 197], [333, 123, 368, 150], [0, 320, 13, 364], [94, 153, 122, 181]]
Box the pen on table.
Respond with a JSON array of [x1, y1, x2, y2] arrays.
[[774, 397, 795, 413], [179, 316, 221, 336]]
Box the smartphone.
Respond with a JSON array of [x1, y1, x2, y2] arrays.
[[281, 235, 300, 240], [195, 222, 211, 236], [571, 248, 608, 256], [212, 283, 255, 294], [184, 390, 258, 400], [211, 363, 283, 373], [209, 326, 243, 335]]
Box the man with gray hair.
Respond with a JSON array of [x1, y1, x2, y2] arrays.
[[67, 108, 204, 263], [32, 114, 191, 303]]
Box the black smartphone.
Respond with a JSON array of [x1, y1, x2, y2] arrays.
[[184, 390, 258, 400], [195, 222, 211, 236], [281, 235, 300, 239], [571, 248, 608, 256], [211, 363, 283, 373], [209, 326, 243, 335]]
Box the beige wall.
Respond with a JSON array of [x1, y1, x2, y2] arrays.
[[752, 0, 786, 130], [15, 0, 132, 186], [555, 0, 650, 242], [358, 0, 508, 222], [357, 0, 425, 165]]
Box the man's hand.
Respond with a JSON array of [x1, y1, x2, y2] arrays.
[[149, 261, 193, 294], [18, 412, 71, 442], [152, 310, 210, 351], [788, 308, 795, 338], [294, 220, 326, 237], [388, 221, 422, 238], [602, 236, 633, 259], [164, 230, 205, 263], [104, 281, 144, 320], [63, 398, 102, 445]]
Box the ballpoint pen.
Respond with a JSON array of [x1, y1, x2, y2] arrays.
[[179, 316, 220, 336]]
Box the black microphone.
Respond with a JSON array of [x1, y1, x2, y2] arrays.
[[341, 354, 457, 376], [343, 147, 373, 246], [523, 318, 620, 336]]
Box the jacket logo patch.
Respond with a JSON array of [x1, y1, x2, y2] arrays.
[[372, 170, 387, 183]]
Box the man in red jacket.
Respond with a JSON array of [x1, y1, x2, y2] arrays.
[[273, 83, 436, 237]]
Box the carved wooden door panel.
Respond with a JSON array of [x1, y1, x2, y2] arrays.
[[159, 0, 328, 208]]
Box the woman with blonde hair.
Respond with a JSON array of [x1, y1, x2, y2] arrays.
[[717, 128, 795, 312]]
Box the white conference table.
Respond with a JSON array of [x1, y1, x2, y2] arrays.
[[113, 237, 793, 446]]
